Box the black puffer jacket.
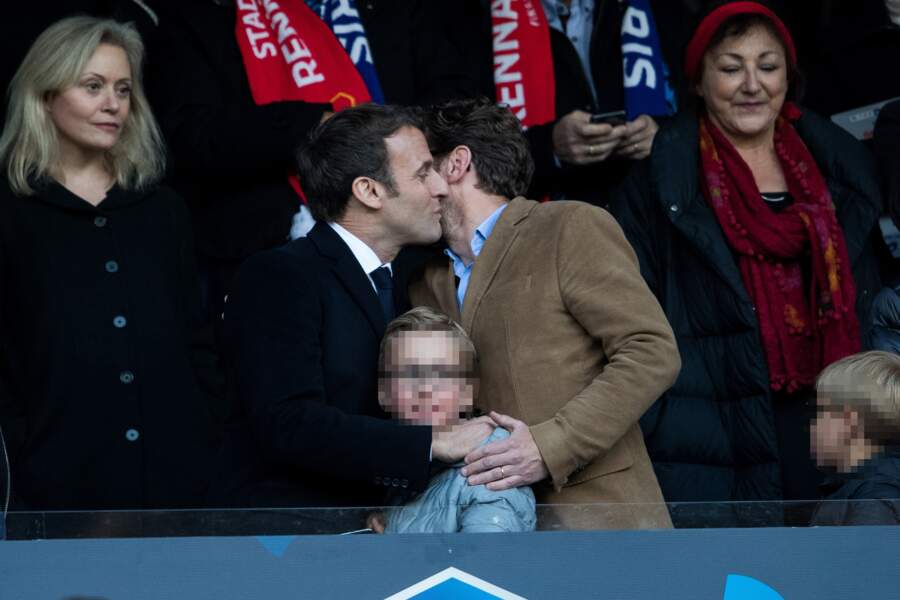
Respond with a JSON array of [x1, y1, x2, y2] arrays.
[[610, 110, 883, 502], [871, 285, 900, 353], [810, 447, 900, 526]]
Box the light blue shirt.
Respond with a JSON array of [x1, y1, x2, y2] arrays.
[[444, 204, 508, 310], [542, 0, 597, 101]]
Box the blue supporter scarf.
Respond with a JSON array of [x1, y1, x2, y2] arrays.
[[620, 0, 676, 119], [305, 0, 385, 104]]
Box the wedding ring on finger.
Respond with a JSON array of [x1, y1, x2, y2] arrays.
[[588, 144, 596, 156], [499, 466, 506, 479]]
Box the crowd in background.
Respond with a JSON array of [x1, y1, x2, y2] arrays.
[[0, 0, 900, 530]]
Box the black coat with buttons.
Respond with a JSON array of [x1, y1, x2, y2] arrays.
[[0, 179, 221, 510], [609, 109, 883, 502]]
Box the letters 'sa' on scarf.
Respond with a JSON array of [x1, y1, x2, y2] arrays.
[[491, 0, 556, 128], [620, 0, 675, 120], [699, 103, 861, 392]]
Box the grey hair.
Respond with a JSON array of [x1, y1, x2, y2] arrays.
[[0, 16, 165, 196]]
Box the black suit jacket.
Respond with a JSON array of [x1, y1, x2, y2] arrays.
[[213, 223, 432, 508]]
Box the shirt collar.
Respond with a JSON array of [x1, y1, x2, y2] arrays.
[[541, 0, 593, 29], [328, 221, 390, 275], [475, 203, 507, 246], [444, 203, 508, 267]]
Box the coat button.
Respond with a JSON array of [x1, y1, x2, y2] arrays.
[[669, 204, 679, 213], [113, 315, 127, 328], [125, 429, 140, 442], [94, 216, 107, 227], [105, 260, 119, 273], [119, 370, 134, 384], [391, 478, 400, 487], [401, 479, 409, 488]]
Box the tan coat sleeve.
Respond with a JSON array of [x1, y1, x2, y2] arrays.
[[529, 205, 681, 489]]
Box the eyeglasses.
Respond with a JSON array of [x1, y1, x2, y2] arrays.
[[379, 364, 474, 380]]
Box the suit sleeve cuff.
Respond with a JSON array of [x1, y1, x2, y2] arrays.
[[529, 419, 576, 491]]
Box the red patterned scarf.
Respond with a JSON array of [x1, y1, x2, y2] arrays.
[[698, 104, 860, 392]]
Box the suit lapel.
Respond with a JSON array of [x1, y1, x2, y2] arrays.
[[461, 198, 532, 332], [308, 222, 387, 335], [432, 259, 462, 323]]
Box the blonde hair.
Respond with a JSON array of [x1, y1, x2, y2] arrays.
[[379, 306, 478, 374], [0, 16, 164, 196], [816, 351, 900, 445]]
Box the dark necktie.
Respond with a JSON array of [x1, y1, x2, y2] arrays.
[[369, 266, 395, 322]]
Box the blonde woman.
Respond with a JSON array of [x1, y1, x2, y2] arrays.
[[0, 17, 219, 511]]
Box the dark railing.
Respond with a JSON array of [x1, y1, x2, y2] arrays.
[[4, 499, 898, 540]]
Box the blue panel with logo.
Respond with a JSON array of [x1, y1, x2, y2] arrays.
[[1, 527, 897, 599]]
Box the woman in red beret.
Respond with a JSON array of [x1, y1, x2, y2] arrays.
[[610, 2, 883, 511]]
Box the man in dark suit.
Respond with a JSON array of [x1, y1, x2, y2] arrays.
[[213, 105, 493, 510]]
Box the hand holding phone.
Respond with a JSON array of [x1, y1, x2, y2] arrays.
[[614, 114, 660, 160], [590, 110, 627, 126], [552, 110, 627, 165]]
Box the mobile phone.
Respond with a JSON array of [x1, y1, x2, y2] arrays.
[[590, 110, 627, 126]]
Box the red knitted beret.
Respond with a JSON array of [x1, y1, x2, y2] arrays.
[[684, 1, 797, 83]]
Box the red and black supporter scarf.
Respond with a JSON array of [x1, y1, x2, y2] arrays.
[[235, 0, 370, 108], [698, 103, 861, 392], [235, 0, 372, 200], [491, 0, 555, 128]]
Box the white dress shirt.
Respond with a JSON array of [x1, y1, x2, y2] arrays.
[[328, 222, 392, 291]]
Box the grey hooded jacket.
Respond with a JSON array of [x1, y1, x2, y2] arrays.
[[385, 428, 537, 533]]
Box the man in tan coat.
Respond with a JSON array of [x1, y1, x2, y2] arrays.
[[409, 99, 680, 529]]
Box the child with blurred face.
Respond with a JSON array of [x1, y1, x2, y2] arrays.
[[379, 327, 476, 429], [372, 307, 535, 533], [810, 351, 900, 525]]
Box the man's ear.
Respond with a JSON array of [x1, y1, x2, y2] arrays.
[[443, 145, 472, 184], [350, 176, 385, 211]]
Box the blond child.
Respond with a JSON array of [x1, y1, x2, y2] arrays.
[[374, 307, 536, 533], [810, 351, 900, 525]]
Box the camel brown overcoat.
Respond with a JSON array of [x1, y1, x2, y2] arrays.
[[410, 198, 680, 529]]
